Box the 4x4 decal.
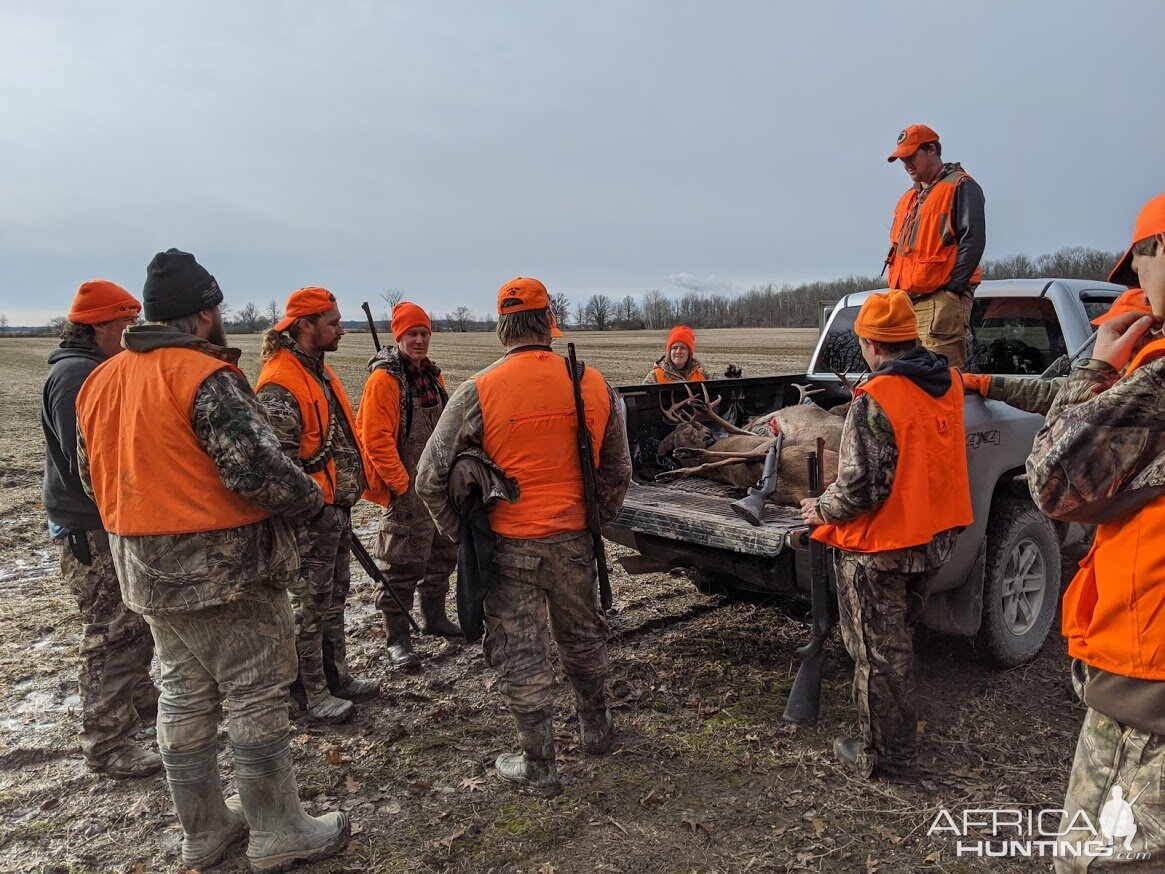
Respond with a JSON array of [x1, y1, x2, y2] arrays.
[[967, 429, 1001, 449]]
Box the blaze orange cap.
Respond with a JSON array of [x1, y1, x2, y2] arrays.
[[887, 124, 940, 162], [1092, 288, 1152, 326], [666, 325, 696, 354], [496, 276, 563, 337], [67, 279, 141, 325], [391, 301, 431, 341], [854, 290, 920, 342], [274, 286, 337, 332], [1108, 193, 1165, 287]]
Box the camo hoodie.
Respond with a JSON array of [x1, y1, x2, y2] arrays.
[[78, 325, 324, 615]]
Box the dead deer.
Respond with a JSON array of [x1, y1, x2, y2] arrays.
[[654, 384, 839, 506]]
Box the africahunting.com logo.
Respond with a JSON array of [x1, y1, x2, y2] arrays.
[[928, 790, 1151, 862]]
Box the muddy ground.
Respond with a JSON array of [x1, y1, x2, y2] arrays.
[[0, 329, 1081, 873]]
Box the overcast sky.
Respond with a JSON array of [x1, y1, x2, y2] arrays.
[[1, 0, 1162, 325]]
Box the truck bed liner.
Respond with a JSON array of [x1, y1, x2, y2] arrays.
[[615, 479, 804, 557]]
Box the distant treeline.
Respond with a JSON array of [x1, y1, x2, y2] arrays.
[[7, 246, 1123, 335]]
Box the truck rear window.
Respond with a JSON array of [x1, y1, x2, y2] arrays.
[[966, 298, 1066, 375]]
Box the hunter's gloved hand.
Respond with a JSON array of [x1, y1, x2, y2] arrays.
[[960, 372, 991, 397]]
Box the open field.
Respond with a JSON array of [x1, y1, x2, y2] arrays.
[[0, 329, 1080, 873]]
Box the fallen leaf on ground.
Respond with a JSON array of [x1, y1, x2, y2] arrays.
[[460, 776, 484, 792], [434, 826, 467, 849], [345, 774, 361, 793]]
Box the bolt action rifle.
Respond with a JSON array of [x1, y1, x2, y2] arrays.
[[782, 438, 831, 725], [730, 429, 784, 526], [566, 342, 612, 612]]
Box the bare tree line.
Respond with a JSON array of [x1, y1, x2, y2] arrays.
[[24, 247, 1122, 334]]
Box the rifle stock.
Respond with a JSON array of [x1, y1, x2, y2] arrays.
[[730, 431, 783, 526], [566, 343, 612, 612], [361, 301, 382, 352], [782, 438, 831, 725], [350, 534, 421, 634]]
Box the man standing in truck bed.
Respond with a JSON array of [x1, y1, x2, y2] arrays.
[[415, 277, 631, 795], [885, 124, 986, 368], [800, 289, 972, 781]]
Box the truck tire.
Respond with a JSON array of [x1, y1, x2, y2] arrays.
[[976, 499, 1061, 668]]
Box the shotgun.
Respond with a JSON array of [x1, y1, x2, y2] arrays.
[[566, 342, 612, 612], [782, 438, 831, 724], [350, 534, 421, 634]]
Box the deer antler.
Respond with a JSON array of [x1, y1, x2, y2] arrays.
[[831, 370, 856, 398], [792, 383, 825, 406], [660, 384, 702, 423]]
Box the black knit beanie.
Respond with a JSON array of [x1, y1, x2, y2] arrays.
[[142, 249, 224, 321]]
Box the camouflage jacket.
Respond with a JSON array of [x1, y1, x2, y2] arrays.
[[256, 335, 365, 508], [1027, 356, 1165, 522], [414, 353, 632, 542], [817, 390, 958, 573], [983, 375, 1067, 416], [643, 355, 709, 384], [78, 325, 324, 615]]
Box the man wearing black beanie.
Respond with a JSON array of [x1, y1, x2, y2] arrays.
[[75, 249, 350, 871]]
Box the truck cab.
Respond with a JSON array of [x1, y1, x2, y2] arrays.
[[605, 278, 1124, 667]]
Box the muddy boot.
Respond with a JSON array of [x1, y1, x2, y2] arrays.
[[304, 693, 353, 725], [322, 625, 381, 701], [95, 742, 163, 779], [161, 741, 248, 868], [420, 595, 463, 639], [232, 735, 350, 872], [383, 613, 421, 671], [494, 709, 562, 797], [572, 678, 614, 755]]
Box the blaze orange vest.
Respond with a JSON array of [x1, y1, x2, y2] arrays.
[[255, 347, 367, 505], [1061, 337, 1165, 680], [76, 346, 272, 536], [652, 365, 706, 384], [474, 348, 610, 538], [813, 369, 972, 552], [888, 168, 983, 294]]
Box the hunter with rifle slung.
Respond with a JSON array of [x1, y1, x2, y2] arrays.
[[415, 277, 632, 797], [799, 289, 971, 783]]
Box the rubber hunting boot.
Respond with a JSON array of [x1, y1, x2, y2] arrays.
[[572, 677, 615, 755], [322, 625, 381, 701], [383, 612, 420, 670], [232, 734, 349, 872], [161, 741, 248, 868], [419, 594, 463, 639]]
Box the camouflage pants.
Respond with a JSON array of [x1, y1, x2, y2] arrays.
[[374, 494, 457, 617], [145, 585, 297, 751], [482, 531, 608, 717], [1054, 707, 1165, 872], [290, 506, 354, 706], [913, 290, 972, 368], [55, 528, 157, 766], [834, 551, 930, 779]]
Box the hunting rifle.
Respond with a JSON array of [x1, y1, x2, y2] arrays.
[[730, 430, 784, 526], [782, 438, 830, 725], [350, 534, 422, 634], [361, 301, 382, 352], [567, 342, 613, 612]]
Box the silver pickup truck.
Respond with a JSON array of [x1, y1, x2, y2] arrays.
[[605, 278, 1125, 667]]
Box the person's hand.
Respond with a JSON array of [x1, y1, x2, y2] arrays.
[[960, 372, 991, 396], [1093, 312, 1155, 371], [800, 497, 823, 526]]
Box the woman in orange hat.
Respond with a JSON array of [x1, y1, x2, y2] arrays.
[[643, 325, 709, 383]]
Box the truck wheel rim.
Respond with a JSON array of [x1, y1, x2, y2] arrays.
[[1001, 536, 1046, 636]]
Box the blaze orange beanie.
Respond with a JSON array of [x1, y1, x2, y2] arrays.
[[854, 290, 919, 342], [666, 325, 696, 354], [392, 301, 431, 341], [67, 280, 141, 325]]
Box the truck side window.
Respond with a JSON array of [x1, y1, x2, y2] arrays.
[[966, 298, 1066, 375]]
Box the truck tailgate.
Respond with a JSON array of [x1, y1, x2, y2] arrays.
[[611, 478, 805, 556]]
